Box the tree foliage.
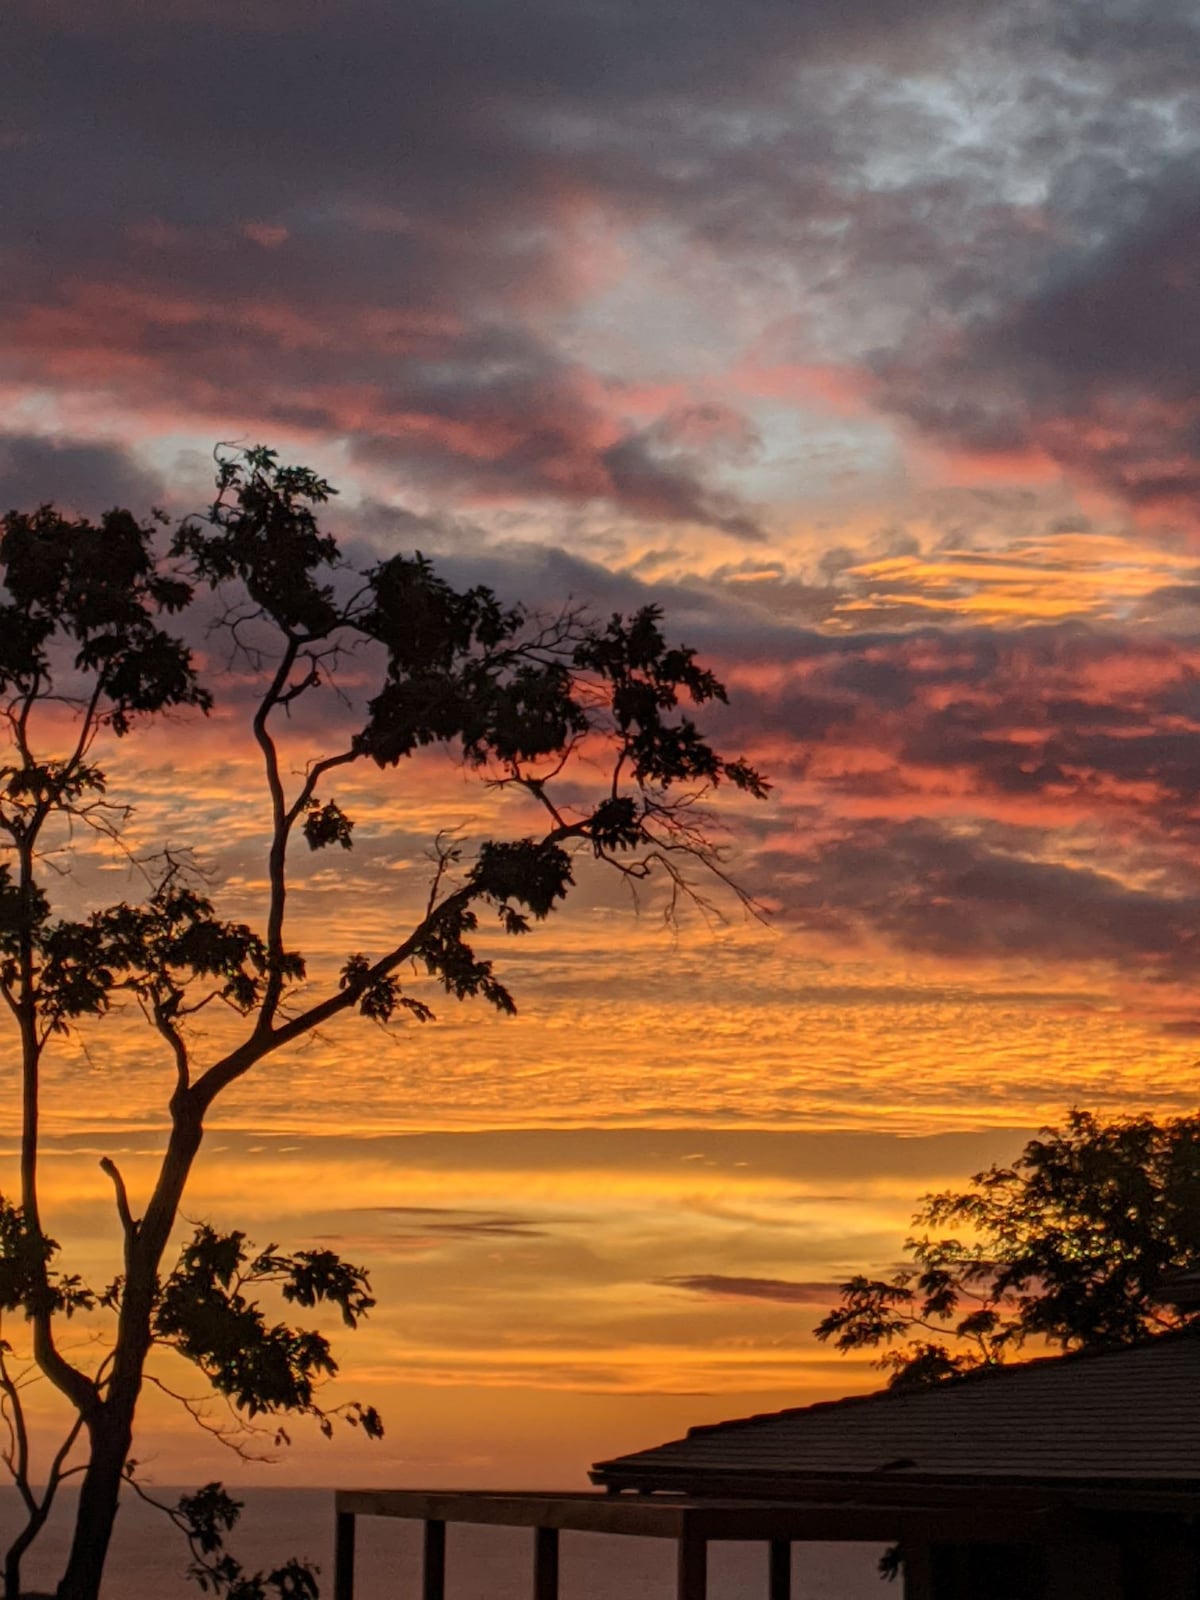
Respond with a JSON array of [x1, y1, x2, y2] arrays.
[[153, 1226, 380, 1424], [0, 444, 767, 1599], [815, 1109, 1200, 1388], [142, 1483, 322, 1600]]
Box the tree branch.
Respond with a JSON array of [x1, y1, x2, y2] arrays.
[[99, 1158, 138, 1253], [188, 882, 476, 1110], [152, 998, 191, 1099], [0, 1343, 35, 1512], [253, 636, 299, 1031], [144, 1374, 280, 1464]]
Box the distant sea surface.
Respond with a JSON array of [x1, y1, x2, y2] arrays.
[[4, 1489, 887, 1598]]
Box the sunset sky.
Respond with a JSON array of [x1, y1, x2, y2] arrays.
[[4, 0, 1200, 1493]]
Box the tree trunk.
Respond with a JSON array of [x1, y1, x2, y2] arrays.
[[6, 1502, 52, 1600], [5, 1540, 26, 1600], [54, 1412, 133, 1600], [55, 1105, 205, 1600]]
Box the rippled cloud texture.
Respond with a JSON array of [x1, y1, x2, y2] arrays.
[[5, 0, 1200, 1485]]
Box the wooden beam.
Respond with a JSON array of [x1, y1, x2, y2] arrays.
[[768, 1538, 790, 1600], [423, 1518, 446, 1600], [677, 1527, 707, 1600], [333, 1511, 356, 1600], [534, 1525, 560, 1600], [333, 1487, 1049, 1545]]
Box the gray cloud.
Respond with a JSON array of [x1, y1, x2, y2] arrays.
[[327, 1206, 559, 1244], [655, 1274, 841, 1304], [0, 0, 972, 529], [7, 0, 1198, 530], [0, 435, 163, 516], [764, 817, 1200, 978]]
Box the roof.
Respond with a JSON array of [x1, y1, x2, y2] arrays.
[[592, 1334, 1200, 1495]]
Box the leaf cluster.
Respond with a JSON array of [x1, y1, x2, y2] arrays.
[[0, 504, 209, 735], [174, 1484, 320, 1600], [153, 1225, 379, 1426], [0, 1196, 99, 1321], [173, 448, 341, 638], [575, 607, 769, 797], [815, 1109, 1200, 1386], [301, 798, 353, 852], [181, 452, 767, 797], [11, 879, 295, 1032], [471, 838, 574, 932], [337, 952, 434, 1024], [357, 553, 558, 766]]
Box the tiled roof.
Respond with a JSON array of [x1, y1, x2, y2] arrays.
[[593, 1335, 1200, 1491]]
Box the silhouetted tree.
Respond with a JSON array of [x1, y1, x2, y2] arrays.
[[816, 1108, 1200, 1388], [0, 447, 767, 1600]]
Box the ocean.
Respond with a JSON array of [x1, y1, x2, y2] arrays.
[[3, 1489, 888, 1598]]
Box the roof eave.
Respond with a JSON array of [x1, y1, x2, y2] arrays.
[[590, 1464, 1200, 1515]]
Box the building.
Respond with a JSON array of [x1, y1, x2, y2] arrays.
[[334, 1332, 1200, 1599]]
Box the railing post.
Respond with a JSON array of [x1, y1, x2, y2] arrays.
[[677, 1523, 707, 1600], [769, 1538, 790, 1600], [902, 1540, 933, 1600], [423, 1518, 447, 1600], [534, 1525, 560, 1599], [333, 1510, 356, 1600]]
